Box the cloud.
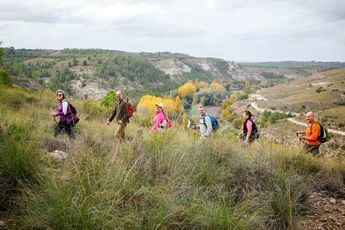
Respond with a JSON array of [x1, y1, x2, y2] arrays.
[[0, 0, 344, 61]]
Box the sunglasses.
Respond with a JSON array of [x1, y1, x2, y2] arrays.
[[57, 93, 63, 96]]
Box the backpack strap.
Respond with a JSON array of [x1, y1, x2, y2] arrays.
[[202, 115, 208, 128]]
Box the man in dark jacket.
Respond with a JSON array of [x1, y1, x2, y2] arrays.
[[107, 91, 129, 142]]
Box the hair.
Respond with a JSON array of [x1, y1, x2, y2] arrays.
[[56, 89, 66, 100], [244, 110, 252, 117], [198, 105, 204, 110], [242, 110, 253, 126]]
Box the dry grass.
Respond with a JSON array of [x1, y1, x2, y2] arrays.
[[1, 85, 344, 229]]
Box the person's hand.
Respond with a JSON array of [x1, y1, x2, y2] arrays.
[[107, 121, 110, 126], [118, 120, 123, 124], [51, 112, 56, 117]]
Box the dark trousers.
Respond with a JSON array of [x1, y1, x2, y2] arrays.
[[303, 144, 320, 155], [54, 121, 74, 139]]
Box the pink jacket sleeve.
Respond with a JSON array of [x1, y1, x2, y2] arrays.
[[246, 120, 253, 138], [151, 112, 165, 132]]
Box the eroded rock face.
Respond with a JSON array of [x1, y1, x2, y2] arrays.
[[71, 80, 108, 100], [154, 59, 191, 77]]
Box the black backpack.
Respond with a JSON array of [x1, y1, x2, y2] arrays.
[[251, 121, 260, 139], [313, 123, 328, 143]]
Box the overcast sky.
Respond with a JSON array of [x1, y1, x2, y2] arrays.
[[1, 0, 344, 61]]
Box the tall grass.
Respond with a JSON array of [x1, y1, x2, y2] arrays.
[[0, 86, 344, 229]]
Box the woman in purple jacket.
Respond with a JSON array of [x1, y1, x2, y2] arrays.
[[51, 89, 74, 138]]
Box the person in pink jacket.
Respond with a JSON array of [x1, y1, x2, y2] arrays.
[[150, 103, 171, 133]]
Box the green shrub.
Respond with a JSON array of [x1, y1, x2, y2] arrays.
[[261, 111, 289, 126], [0, 68, 11, 85], [264, 173, 308, 229], [100, 90, 116, 108], [0, 123, 42, 211]]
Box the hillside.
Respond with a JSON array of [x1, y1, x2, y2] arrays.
[[3, 48, 343, 102], [255, 69, 345, 130], [0, 85, 344, 229], [231, 69, 345, 159]]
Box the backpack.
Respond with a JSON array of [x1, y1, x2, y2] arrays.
[[126, 99, 134, 118], [164, 117, 172, 128], [313, 122, 328, 143], [160, 111, 172, 128], [65, 100, 80, 127], [203, 114, 219, 131], [252, 122, 260, 139]]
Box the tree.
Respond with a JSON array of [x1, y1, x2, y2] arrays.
[[82, 60, 87, 66], [72, 58, 78, 66], [178, 81, 197, 98], [210, 81, 226, 91], [101, 90, 116, 108], [136, 95, 185, 119], [0, 68, 11, 85]]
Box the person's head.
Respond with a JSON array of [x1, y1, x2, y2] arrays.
[[56, 89, 65, 101], [116, 91, 123, 101], [198, 105, 206, 116], [155, 103, 163, 113], [243, 110, 253, 120], [306, 111, 315, 124]]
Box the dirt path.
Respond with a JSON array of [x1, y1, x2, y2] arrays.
[[250, 95, 345, 136]]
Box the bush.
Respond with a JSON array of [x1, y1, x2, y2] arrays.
[[194, 89, 227, 106], [100, 90, 116, 108], [0, 122, 42, 211], [0, 68, 11, 86], [261, 111, 289, 127]]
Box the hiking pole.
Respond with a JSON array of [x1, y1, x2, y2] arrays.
[[52, 116, 67, 134], [52, 115, 58, 124]]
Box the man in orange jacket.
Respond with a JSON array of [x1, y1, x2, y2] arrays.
[[296, 111, 321, 155]]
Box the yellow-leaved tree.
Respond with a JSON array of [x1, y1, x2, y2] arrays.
[[195, 81, 209, 90], [210, 81, 226, 91], [136, 95, 185, 119], [178, 81, 197, 98], [221, 97, 236, 122]]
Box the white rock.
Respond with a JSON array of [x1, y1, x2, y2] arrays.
[[0, 220, 6, 227], [47, 150, 67, 160], [330, 198, 336, 205], [341, 200, 345, 205]]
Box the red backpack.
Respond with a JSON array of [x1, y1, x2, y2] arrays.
[[126, 99, 134, 118], [64, 100, 80, 127]]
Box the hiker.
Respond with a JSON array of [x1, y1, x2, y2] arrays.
[[150, 103, 171, 133], [198, 105, 218, 139], [51, 89, 74, 138], [240, 110, 258, 145], [107, 91, 129, 142], [296, 111, 321, 155]]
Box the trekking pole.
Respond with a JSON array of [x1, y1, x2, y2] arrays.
[[52, 116, 58, 124], [52, 116, 67, 134]]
